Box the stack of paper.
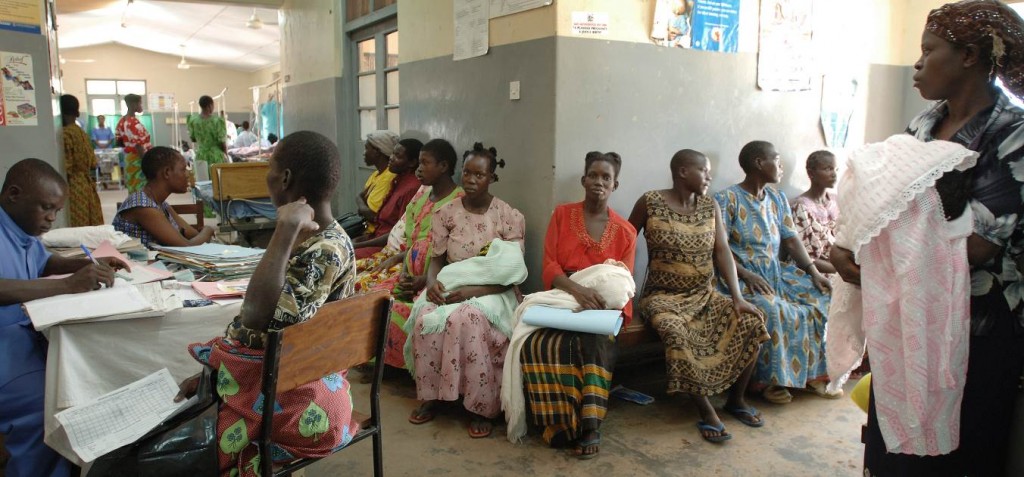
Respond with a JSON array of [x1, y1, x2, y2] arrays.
[[153, 243, 264, 281], [24, 280, 162, 330], [192, 279, 249, 299], [55, 368, 195, 462]]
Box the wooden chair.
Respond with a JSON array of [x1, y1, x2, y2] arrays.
[[259, 290, 392, 477], [210, 162, 276, 244], [171, 201, 204, 228]]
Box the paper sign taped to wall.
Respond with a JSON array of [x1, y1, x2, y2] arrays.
[[572, 12, 609, 36]]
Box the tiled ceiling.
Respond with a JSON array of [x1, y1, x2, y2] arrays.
[[56, 0, 281, 72]]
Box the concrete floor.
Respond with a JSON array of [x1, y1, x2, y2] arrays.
[[304, 364, 866, 477]]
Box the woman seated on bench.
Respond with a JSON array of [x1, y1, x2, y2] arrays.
[[112, 146, 216, 248], [174, 131, 359, 477], [519, 151, 636, 459]]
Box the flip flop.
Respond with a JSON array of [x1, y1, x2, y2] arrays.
[[468, 418, 492, 438], [408, 404, 435, 425], [762, 385, 793, 404], [723, 405, 765, 428], [696, 421, 732, 443], [571, 431, 601, 460]]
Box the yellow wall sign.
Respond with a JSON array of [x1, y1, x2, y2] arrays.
[[0, 0, 43, 35]]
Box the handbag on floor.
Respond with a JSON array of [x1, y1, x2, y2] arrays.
[[87, 367, 219, 477]]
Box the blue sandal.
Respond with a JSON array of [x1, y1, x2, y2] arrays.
[[571, 431, 601, 459], [696, 421, 732, 443], [723, 405, 765, 428]]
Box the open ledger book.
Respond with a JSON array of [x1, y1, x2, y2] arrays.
[[54, 368, 197, 462], [23, 281, 170, 330]]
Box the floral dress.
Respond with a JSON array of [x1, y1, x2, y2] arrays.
[[187, 221, 358, 477], [791, 192, 838, 269], [409, 197, 525, 418], [115, 115, 150, 192]]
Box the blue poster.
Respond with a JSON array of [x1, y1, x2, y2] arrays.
[[690, 0, 740, 53]]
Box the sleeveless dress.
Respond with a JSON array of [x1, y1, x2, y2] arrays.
[[638, 191, 768, 395]]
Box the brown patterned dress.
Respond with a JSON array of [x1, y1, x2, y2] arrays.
[[62, 125, 103, 226], [638, 191, 768, 395]]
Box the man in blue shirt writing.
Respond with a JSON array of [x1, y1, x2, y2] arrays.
[[0, 159, 127, 477], [90, 115, 113, 149]]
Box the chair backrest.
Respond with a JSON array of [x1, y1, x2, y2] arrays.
[[270, 290, 392, 395], [211, 162, 270, 201], [171, 201, 204, 228]]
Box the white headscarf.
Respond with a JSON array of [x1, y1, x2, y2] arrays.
[[365, 130, 400, 156]]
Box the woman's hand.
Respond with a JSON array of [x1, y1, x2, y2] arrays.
[[810, 269, 832, 293], [739, 269, 774, 296], [829, 247, 860, 286], [443, 285, 506, 304], [372, 254, 403, 274], [570, 285, 607, 311], [426, 280, 447, 305], [733, 297, 763, 320], [397, 273, 427, 300], [174, 372, 202, 402], [277, 198, 319, 234]]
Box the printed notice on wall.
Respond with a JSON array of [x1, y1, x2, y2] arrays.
[[148, 92, 175, 113], [571, 12, 609, 36], [454, 0, 489, 61], [757, 0, 814, 92], [489, 0, 552, 19], [0, 0, 42, 35], [0, 51, 37, 126], [691, 0, 740, 53]]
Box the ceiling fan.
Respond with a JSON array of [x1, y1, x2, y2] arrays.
[[59, 55, 95, 65], [176, 47, 213, 70]]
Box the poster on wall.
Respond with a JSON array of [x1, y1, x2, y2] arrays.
[[0, 0, 42, 34], [571, 12, 609, 36], [654, 1, 739, 52], [454, 0, 489, 61], [0, 51, 37, 126], [148, 92, 175, 112], [820, 75, 858, 148], [757, 0, 815, 92], [489, 0, 552, 19]]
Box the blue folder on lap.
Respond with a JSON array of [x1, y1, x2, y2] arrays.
[[521, 306, 623, 336]]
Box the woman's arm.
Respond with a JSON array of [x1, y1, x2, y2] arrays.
[[353, 234, 389, 250], [782, 235, 831, 292], [424, 252, 448, 305], [627, 195, 648, 235], [712, 202, 762, 317], [830, 246, 860, 285], [967, 233, 1002, 265], [126, 208, 213, 247], [238, 199, 318, 332]]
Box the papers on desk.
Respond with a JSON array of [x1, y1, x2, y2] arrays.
[[55, 368, 194, 462], [521, 305, 624, 336], [92, 240, 174, 285], [191, 279, 249, 299], [154, 243, 264, 281], [24, 281, 168, 330]]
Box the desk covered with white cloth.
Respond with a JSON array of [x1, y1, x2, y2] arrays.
[[42, 294, 241, 465]]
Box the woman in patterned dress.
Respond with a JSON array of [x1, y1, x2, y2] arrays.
[[175, 131, 359, 477], [831, 2, 1024, 474], [790, 150, 839, 276], [59, 94, 103, 226], [406, 144, 525, 438], [713, 141, 834, 405], [628, 149, 768, 443], [115, 93, 151, 193]]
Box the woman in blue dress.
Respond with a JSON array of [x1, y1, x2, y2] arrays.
[[713, 140, 833, 404]]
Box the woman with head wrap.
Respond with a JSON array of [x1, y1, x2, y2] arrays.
[[115, 93, 151, 192], [830, 1, 1024, 475], [353, 138, 423, 259], [357, 130, 400, 234]]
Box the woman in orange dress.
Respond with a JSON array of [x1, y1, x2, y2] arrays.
[[115, 93, 151, 192], [520, 151, 636, 458]]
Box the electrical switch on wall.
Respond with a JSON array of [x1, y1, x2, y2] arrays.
[[509, 81, 520, 100]]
